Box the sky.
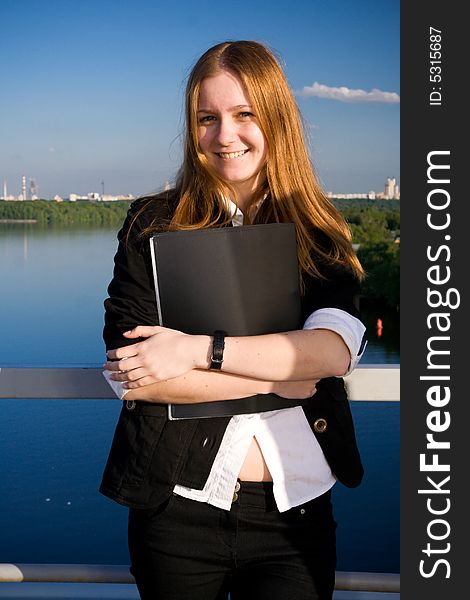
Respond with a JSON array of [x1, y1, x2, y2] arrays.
[[0, 0, 399, 199]]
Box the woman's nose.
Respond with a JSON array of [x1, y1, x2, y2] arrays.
[[216, 118, 237, 146]]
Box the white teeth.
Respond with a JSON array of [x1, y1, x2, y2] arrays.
[[217, 150, 248, 159]]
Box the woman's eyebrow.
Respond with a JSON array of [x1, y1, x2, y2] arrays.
[[197, 104, 252, 113]]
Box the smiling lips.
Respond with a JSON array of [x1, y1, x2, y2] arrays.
[[216, 149, 249, 159]]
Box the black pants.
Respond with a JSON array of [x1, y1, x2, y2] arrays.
[[128, 482, 337, 600]]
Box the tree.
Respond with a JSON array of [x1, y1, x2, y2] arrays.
[[358, 241, 400, 310]]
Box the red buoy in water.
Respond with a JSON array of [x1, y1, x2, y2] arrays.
[[376, 318, 383, 337]]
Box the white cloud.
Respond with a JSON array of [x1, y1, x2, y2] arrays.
[[295, 82, 400, 104]]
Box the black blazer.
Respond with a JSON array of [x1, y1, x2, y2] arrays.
[[99, 191, 364, 509]]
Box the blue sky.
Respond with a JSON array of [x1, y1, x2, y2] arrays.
[[0, 0, 399, 199]]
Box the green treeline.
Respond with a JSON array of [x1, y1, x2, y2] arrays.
[[0, 199, 132, 227], [334, 199, 400, 311], [1, 198, 400, 309]]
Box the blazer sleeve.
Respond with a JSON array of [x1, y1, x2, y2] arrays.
[[103, 199, 162, 352], [300, 256, 362, 323]]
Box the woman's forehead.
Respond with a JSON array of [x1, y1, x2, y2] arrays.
[[198, 71, 251, 110]]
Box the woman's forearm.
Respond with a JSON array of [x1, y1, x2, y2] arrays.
[[105, 325, 350, 389], [123, 369, 318, 404], [207, 328, 350, 381], [124, 369, 272, 403]]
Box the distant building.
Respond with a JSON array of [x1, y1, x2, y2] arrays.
[[384, 177, 400, 199], [327, 178, 400, 200], [327, 191, 377, 200], [30, 178, 38, 199], [69, 192, 135, 202], [100, 194, 135, 201]]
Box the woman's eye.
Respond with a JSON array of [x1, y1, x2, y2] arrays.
[[239, 111, 254, 118], [198, 115, 216, 124]]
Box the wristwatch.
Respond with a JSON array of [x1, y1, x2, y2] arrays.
[[209, 330, 226, 370]]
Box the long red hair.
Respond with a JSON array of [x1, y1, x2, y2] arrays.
[[145, 40, 364, 281]]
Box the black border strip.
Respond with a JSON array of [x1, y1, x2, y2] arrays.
[[401, 2, 466, 597]]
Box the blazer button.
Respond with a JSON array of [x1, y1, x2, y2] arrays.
[[201, 437, 213, 449], [125, 400, 136, 411], [232, 480, 241, 503], [313, 418, 327, 433]]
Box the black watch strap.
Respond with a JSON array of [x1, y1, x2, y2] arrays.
[[210, 330, 226, 370]]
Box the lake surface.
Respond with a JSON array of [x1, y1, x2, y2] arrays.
[[0, 224, 399, 573]]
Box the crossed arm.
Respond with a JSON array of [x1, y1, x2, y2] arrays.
[[103, 207, 356, 405], [103, 325, 350, 404]]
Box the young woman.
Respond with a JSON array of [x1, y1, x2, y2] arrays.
[[101, 40, 367, 600]]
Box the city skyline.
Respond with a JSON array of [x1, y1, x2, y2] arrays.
[[0, 172, 400, 202], [0, 0, 399, 199]]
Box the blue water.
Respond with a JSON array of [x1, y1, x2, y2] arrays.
[[0, 225, 399, 573]]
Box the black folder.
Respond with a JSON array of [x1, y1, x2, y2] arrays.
[[150, 223, 301, 336], [149, 223, 302, 419]]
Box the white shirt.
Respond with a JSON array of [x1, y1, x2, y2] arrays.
[[173, 201, 366, 512]]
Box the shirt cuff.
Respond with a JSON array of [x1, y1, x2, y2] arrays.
[[303, 307, 367, 375], [102, 370, 129, 399]]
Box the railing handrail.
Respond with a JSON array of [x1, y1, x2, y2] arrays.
[[0, 563, 400, 592], [0, 364, 399, 401]]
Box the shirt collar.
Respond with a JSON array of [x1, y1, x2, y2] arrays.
[[222, 196, 265, 227]]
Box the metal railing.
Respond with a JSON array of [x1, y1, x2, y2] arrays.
[[0, 364, 399, 401], [0, 563, 400, 592], [0, 364, 400, 596]]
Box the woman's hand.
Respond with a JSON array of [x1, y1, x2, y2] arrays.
[[104, 325, 210, 388], [272, 379, 320, 399]]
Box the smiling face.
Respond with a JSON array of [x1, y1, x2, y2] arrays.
[[197, 70, 267, 208]]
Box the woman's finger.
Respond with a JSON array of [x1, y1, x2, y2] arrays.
[[106, 345, 139, 361], [109, 367, 146, 383], [104, 354, 140, 372], [123, 375, 160, 389], [123, 325, 164, 338]]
